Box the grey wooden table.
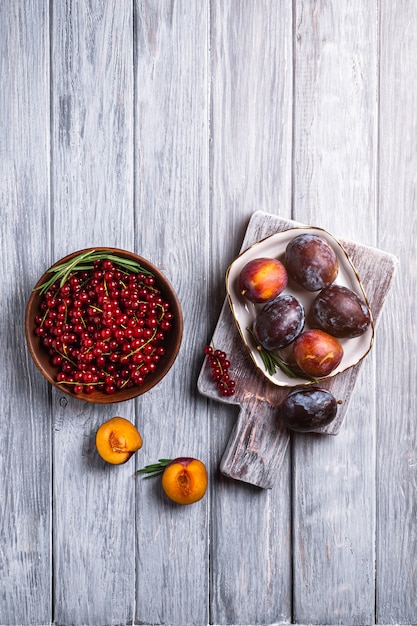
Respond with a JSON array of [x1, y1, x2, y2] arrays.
[[1, 2, 415, 625]]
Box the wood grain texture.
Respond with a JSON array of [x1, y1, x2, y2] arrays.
[[1, 0, 416, 625], [208, 2, 294, 623], [0, 3, 52, 624], [293, 0, 378, 242], [376, 0, 417, 622], [50, 3, 136, 625], [291, 1, 380, 623], [133, 2, 210, 624]]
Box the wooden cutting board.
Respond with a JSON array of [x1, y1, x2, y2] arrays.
[[197, 211, 398, 489]]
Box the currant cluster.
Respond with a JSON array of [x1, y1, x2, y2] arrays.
[[34, 258, 173, 395], [204, 345, 236, 397]]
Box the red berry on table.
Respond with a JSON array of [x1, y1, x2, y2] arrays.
[[204, 344, 236, 397]]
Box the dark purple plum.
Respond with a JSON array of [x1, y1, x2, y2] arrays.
[[285, 233, 338, 291], [279, 387, 338, 432], [252, 294, 305, 351], [312, 284, 371, 338]]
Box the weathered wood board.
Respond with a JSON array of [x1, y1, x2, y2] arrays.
[[197, 211, 398, 489]]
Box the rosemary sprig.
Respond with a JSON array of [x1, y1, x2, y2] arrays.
[[135, 459, 172, 478], [246, 326, 316, 382], [34, 249, 153, 295]]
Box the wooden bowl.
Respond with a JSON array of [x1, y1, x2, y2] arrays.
[[25, 247, 183, 403]]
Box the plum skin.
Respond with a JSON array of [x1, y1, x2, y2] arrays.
[[293, 329, 343, 377], [238, 257, 288, 303], [279, 387, 338, 432], [312, 284, 371, 338], [285, 233, 339, 291], [161, 458, 208, 505], [253, 294, 305, 351]]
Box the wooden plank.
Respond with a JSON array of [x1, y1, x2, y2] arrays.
[[376, 1, 417, 622], [50, 3, 136, 625], [0, 3, 52, 624], [133, 2, 210, 625], [291, 1, 380, 624], [207, 2, 294, 623]]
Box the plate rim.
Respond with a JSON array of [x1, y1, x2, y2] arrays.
[[225, 225, 375, 388]]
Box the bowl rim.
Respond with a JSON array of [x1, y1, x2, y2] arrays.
[[25, 246, 183, 403]]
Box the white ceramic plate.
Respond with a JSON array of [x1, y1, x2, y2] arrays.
[[225, 226, 375, 387]]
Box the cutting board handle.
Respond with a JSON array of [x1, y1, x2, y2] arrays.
[[220, 395, 290, 489]]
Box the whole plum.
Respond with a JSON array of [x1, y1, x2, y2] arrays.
[[285, 233, 338, 291], [312, 284, 371, 338], [252, 294, 305, 351], [238, 257, 288, 303], [279, 387, 338, 432], [293, 329, 343, 377]]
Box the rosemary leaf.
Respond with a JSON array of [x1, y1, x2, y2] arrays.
[[135, 458, 172, 478], [50, 249, 97, 273], [257, 347, 276, 376], [35, 249, 154, 295], [246, 326, 316, 382]]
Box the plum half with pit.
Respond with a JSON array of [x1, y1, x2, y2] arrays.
[[96, 416, 143, 465], [279, 386, 338, 432], [161, 458, 208, 505], [293, 329, 343, 378], [312, 284, 371, 338], [238, 257, 288, 303], [285, 233, 339, 291], [252, 294, 305, 351]]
